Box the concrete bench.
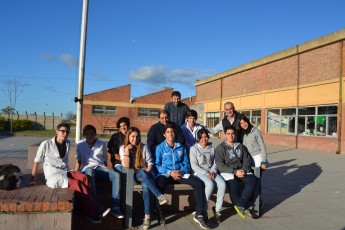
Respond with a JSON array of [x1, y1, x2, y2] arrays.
[[25, 142, 123, 229], [0, 162, 74, 229], [123, 167, 261, 229]]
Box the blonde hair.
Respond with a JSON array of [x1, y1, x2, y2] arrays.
[[123, 127, 143, 169]]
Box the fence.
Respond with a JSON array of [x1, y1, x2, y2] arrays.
[[0, 112, 63, 130]]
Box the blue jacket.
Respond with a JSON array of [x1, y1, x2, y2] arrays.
[[155, 141, 190, 176]]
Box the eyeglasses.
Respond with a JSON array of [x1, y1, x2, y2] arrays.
[[58, 130, 71, 134]]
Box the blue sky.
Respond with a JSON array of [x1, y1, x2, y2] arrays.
[[1, 0, 345, 118]]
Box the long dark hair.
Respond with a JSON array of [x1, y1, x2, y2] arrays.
[[238, 115, 253, 135]]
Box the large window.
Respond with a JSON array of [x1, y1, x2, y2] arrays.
[[206, 112, 220, 128], [92, 105, 116, 115], [298, 105, 337, 136], [240, 110, 261, 128], [138, 108, 160, 117], [267, 105, 337, 137]]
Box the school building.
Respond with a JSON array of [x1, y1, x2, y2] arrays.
[[82, 84, 196, 133], [195, 29, 345, 154]]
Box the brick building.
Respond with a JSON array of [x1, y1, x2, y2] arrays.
[[82, 85, 195, 133], [195, 29, 345, 154]]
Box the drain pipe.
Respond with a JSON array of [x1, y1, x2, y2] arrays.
[[337, 41, 343, 154]]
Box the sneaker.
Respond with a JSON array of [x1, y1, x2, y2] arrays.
[[98, 207, 111, 218], [193, 214, 209, 229], [234, 205, 246, 219], [212, 206, 221, 223], [110, 208, 124, 218], [142, 217, 151, 230], [156, 211, 165, 225], [86, 213, 102, 224], [158, 195, 169, 205]]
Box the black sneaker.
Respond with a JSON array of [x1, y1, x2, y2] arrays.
[[110, 208, 124, 218], [86, 213, 102, 224], [212, 206, 221, 223], [156, 211, 165, 225], [193, 214, 209, 229]]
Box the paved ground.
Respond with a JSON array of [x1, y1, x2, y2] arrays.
[[1, 136, 345, 230]]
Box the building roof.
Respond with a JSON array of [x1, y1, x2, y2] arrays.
[[195, 28, 345, 86]]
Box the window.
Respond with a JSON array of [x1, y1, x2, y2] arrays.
[[298, 105, 337, 136], [138, 108, 160, 117], [267, 109, 280, 134], [240, 110, 262, 128], [92, 105, 116, 115], [267, 105, 337, 137], [206, 112, 220, 128]]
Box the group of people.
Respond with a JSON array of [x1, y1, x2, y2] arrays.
[[29, 91, 268, 230]]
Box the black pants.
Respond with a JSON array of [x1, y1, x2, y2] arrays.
[[156, 174, 207, 216]]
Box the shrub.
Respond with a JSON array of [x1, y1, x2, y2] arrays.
[[0, 116, 8, 130], [11, 119, 33, 131]]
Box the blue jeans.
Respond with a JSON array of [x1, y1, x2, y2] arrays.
[[83, 166, 121, 210], [227, 174, 260, 209], [197, 173, 226, 213], [134, 169, 162, 215]]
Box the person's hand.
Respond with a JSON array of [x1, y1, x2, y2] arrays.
[[126, 144, 133, 151], [171, 170, 182, 180], [235, 169, 246, 178], [261, 164, 267, 171], [208, 171, 216, 180]]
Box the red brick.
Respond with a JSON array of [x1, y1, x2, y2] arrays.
[[34, 201, 42, 212], [42, 202, 50, 211], [50, 201, 58, 211]]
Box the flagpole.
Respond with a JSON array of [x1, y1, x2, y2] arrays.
[[75, 0, 89, 142]]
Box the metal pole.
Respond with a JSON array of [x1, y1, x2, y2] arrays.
[[75, 0, 89, 142]]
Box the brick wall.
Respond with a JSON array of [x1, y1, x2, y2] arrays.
[[299, 43, 340, 85], [196, 79, 221, 102]]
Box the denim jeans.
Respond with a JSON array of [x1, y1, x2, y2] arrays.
[[83, 166, 121, 210], [156, 174, 207, 216], [134, 169, 162, 215], [196, 173, 226, 213], [226, 174, 260, 209]]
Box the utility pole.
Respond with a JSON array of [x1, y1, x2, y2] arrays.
[[75, 0, 89, 142]]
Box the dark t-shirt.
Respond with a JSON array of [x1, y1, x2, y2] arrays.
[[107, 131, 126, 166]]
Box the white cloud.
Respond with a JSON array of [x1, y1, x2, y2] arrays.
[[129, 65, 214, 85], [58, 54, 78, 68], [39, 53, 78, 68]]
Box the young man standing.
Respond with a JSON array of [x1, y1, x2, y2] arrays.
[[215, 125, 260, 219], [76, 124, 124, 219], [164, 91, 190, 126], [29, 123, 110, 223], [155, 124, 209, 229]]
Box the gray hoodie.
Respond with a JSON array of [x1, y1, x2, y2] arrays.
[[243, 127, 267, 162], [189, 143, 217, 175]]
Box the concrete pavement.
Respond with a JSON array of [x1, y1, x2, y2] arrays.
[[1, 136, 345, 230]]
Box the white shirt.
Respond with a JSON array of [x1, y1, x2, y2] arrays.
[[34, 137, 70, 189], [76, 138, 107, 172], [119, 143, 153, 169]]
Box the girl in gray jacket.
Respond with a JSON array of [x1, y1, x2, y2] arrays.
[[189, 129, 226, 223], [239, 115, 268, 173]]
